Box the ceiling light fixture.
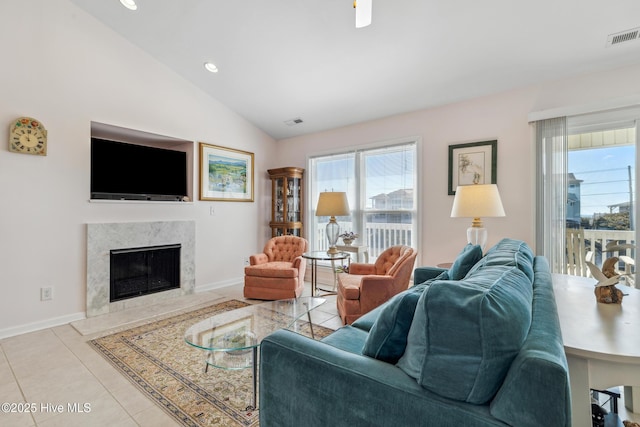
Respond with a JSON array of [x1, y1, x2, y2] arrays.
[[119, 0, 138, 11], [284, 117, 304, 126], [204, 62, 219, 73], [353, 0, 372, 28]]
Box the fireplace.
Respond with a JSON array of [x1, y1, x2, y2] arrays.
[[87, 221, 195, 317], [110, 244, 181, 302]]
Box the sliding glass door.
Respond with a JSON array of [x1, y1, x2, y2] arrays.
[[537, 107, 639, 284], [566, 113, 637, 283]]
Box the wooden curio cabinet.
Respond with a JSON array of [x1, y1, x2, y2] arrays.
[[268, 167, 304, 237]]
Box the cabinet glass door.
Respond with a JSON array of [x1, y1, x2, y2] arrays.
[[275, 177, 284, 222], [288, 177, 301, 222]]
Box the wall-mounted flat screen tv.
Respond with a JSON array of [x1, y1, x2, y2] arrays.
[[91, 137, 188, 201]]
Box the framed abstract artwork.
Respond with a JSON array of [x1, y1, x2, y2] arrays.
[[448, 140, 497, 195], [199, 143, 254, 202]]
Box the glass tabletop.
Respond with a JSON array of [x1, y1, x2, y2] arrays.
[[302, 251, 350, 261], [184, 296, 326, 358]]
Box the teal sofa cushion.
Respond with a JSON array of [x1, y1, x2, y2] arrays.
[[361, 271, 448, 363], [448, 244, 483, 280], [397, 265, 533, 404], [468, 238, 535, 282]]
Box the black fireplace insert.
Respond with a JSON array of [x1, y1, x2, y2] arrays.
[[110, 244, 181, 302]]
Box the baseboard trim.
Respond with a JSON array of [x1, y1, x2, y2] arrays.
[[0, 312, 86, 340], [1, 279, 245, 340], [196, 277, 243, 292]]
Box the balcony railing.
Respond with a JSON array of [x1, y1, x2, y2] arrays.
[[310, 223, 636, 286], [312, 221, 413, 263], [571, 229, 636, 287], [582, 229, 635, 263]]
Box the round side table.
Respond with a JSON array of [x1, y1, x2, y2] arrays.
[[302, 251, 350, 296]]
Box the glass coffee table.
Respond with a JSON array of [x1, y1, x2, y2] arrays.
[[184, 296, 326, 410]]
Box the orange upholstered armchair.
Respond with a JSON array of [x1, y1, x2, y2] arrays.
[[244, 236, 308, 300], [337, 245, 417, 324]]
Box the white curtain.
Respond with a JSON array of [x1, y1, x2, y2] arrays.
[[535, 117, 568, 273]]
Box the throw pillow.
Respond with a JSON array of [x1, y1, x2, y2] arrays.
[[448, 244, 483, 280], [396, 266, 532, 404], [362, 271, 448, 363]]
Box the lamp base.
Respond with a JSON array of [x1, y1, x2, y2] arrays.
[[467, 226, 488, 250], [325, 218, 340, 255]]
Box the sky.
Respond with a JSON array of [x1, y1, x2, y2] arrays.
[[569, 145, 635, 216]]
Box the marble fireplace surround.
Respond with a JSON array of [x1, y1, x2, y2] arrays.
[[86, 221, 195, 317]]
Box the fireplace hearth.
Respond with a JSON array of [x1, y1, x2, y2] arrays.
[[110, 244, 181, 302]]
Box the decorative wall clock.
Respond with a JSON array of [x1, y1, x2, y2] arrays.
[[9, 117, 47, 155]]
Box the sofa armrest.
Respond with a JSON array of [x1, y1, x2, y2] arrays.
[[490, 349, 570, 427], [490, 256, 571, 427], [260, 329, 499, 427], [413, 266, 447, 285]]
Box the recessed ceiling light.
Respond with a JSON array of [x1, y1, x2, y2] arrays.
[[204, 62, 219, 73], [119, 0, 137, 11]]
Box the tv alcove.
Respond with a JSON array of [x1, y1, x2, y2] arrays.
[[89, 122, 194, 203]]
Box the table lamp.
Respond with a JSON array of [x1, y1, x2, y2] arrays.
[[316, 192, 350, 254], [450, 184, 505, 250]]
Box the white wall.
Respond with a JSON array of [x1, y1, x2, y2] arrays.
[[0, 0, 276, 336], [275, 64, 640, 267], [4, 0, 640, 337]]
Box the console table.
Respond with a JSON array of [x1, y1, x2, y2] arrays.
[[335, 244, 369, 263], [552, 274, 640, 426]]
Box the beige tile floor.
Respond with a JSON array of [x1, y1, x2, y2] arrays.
[[3, 281, 639, 426], [0, 282, 342, 427]]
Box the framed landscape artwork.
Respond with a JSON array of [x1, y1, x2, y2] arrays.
[[448, 140, 497, 195], [199, 143, 254, 202]]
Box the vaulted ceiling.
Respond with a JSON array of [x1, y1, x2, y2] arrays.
[[70, 0, 640, 140]]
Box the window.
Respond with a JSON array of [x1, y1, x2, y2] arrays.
[[308, 140, 418, 262]]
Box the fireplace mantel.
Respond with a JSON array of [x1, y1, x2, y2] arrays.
[[86, 221, 195, 317]]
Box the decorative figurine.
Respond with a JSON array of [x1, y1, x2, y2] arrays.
[[587, 258, 624, 304]]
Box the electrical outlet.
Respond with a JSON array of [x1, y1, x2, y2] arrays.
[[41, 287, 53, 301], [209, 206, 215, 216], [244, 257, 250, 265]]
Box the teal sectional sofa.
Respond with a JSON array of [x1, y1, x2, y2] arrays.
[[259, 239, 571, 427]]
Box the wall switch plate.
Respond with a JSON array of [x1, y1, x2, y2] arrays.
[[41, 287, 53, 301]]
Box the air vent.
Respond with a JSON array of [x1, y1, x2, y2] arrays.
[[606, 27, 640, 47], [284, 117, 304, 126]]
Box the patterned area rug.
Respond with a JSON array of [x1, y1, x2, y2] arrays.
[[90, 299, 333, 426]]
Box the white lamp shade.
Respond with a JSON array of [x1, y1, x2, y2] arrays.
[[450, 184, 505, 218], [316, 192, 350, 217]]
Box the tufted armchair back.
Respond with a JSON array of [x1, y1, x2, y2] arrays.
[[374, 245, 415, 276], [263, 236, 308, 262], [337, 245, 417, 324]]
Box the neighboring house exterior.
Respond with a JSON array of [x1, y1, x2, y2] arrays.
[[567, 173, 583, 228], [369, 189, 414, 224], [608, 201, 633, 214]]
